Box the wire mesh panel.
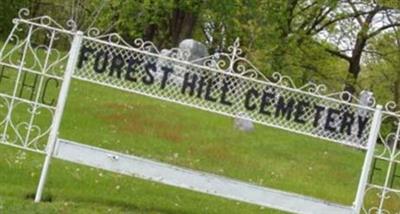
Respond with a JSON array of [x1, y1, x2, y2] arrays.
[[0, 10, 74, 153], [74, 36, 375, 149]]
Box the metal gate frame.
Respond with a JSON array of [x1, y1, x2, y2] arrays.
[[0, 9, 398, 213]]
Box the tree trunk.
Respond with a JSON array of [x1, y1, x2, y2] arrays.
[[143, 24, 157, 42], [343, 60, 361, 95], [395, 78, 400, 108], [393, 31, 400, 111], [30, 0, 41, 18], [343, 31, 368, 96], [169, 8, 197, 47], [166, 0, 204, 47]]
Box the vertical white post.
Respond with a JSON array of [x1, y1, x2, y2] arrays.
[[34, 31, 83, 202], [353, 105, 383, 213]]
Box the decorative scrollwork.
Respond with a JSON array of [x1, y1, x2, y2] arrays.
[[322, 90, 377, 107], [385, 101, 399, 114], [0, 98, 54, 152], [227, 38, 243, 56], [17, 8, 30, 19], [66, 19, 77, 31], [133, 38, 160, 53], [301, 82, 328, 95], [87, 27, 101, 37], [16, 8, 77, 32], [190, 38, 269, 81]]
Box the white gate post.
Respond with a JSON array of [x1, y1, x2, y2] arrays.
[[34, 31, 83, 202], [353, 105, 383, 213]]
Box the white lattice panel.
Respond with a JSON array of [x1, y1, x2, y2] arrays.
[[74, 37, 375, 149]]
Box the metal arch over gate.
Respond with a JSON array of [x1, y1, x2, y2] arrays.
[[0, 9, 398, 213]]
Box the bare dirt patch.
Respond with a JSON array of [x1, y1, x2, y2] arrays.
[[97, 102, 186, 144]]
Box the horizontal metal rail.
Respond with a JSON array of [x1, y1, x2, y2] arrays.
[[54, 139, 354, 214]]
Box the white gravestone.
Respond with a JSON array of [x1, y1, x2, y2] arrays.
[[234, 113, 255, 132]]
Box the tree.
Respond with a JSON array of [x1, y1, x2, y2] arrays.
[[252, 0, 399, 94], [320, 0, 400, 94]]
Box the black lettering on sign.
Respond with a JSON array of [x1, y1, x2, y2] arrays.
[[41, 78, 59, 106], [325, 108, 340, 133], [109, 54, 124, 79], [160, 66, 174, 89], [244, 88, 259, 111], [313, 105, 325, 127], [94, 51, 109, 73], [125, 57, 142, 82], [78, 45, 95, 68], [181, 72, 198, 96], [275, 96, 295, 121], [357, 116, 369, 138], [0, 66, 10, 85], [18, 71, 39, 101], [220, 79, 233, 106], [143, 62, 155, 85], [259, 91, 275, 115], [204, 78, 217, 102], [294, 100, 309, 124], [196, 75, 206, 99], [340, 111, 354, 136], [389, 163, 399, 188]]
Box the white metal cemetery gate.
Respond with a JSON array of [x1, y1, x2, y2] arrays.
[[0, 9, 398, 213]]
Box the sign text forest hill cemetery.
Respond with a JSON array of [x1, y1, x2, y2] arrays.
[[76, 39, 374, 148]]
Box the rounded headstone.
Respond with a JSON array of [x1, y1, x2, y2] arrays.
[[234, 114, 254, 132], [358, 90, 373, 106], [179, 39, 209, 64]]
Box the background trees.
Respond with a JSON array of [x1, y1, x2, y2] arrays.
[[318, 0, 400, 95], [0, 0, 399, 106]]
